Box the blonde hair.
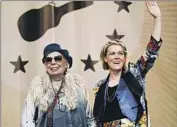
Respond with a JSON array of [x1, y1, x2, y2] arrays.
[[31, 73, 78, 112], [100, 39, 129, 73]]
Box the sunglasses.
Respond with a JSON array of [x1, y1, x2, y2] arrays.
[[44, 55, 63, 64]]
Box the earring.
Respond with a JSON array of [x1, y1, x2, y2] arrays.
[[64, 64, 69, 75], [66, 64, 69, 69]]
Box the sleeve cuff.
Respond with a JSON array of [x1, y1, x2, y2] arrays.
[[150, 35, 162, 46], [147, 35, 162, 52]]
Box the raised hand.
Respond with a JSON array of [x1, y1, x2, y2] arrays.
[[146, 1, 161, 18]]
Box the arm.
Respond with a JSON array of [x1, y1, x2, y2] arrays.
[[93, 80, 105, 127], [21, 92, 35, 127], [85, 89, 97, 127], [21, 76, 41, 127], [136, 1, 162, 78], [147, 1, 161, 41], [73, 74, 96, 127]]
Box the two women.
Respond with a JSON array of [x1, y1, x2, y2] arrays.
[[21, 1, 162, 127]]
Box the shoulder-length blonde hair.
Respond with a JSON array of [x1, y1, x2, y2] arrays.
[[100, 39, 129, 73], [32, 72, 78, 112]]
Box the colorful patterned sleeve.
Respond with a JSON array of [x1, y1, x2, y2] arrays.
[[93, 79, 105, 96], [136, 36, 162, 78]]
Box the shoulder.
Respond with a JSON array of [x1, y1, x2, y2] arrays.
[[67, 72, 83, 79], [65, 72, 85, 87], [127, 62, 145, 78], [126, 62, 139, 74], [66, 72, 84, 81], [128, 62, 136, 70], [65, 73, 88, 96], [30, 76, 45, 89], [93, 79, 106, 94], [31, 76, 43, 85], [28, 76, 45, 97], [95, 79, 106, 87]]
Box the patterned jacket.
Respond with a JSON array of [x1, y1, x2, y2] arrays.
[[93, 36, 162, 126]]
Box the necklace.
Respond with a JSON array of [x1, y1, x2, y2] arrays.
[[51, 81, 61, 94], [50, 77, 64, 97], [105, 84, 118, 102]]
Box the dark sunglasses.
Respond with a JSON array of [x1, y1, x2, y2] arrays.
[[44, 55, 63, 63]]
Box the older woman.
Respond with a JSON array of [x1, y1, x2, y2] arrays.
[[21, 43, 96, 127], [93, 1, 162, 127]]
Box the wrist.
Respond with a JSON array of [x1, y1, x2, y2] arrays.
[[155, 16, 161, 20]]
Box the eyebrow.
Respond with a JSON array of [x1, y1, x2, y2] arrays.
[[108, 51, 124, 53]]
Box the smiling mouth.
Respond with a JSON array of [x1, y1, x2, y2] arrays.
[[51, 67, 59, 71], [113, 61, 121, 64]]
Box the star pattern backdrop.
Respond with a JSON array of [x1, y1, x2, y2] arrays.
[[1, 1, 146, 127], [10, 55, 29, 73]]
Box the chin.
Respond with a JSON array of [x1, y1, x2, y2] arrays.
[[112, 66, 123, 70], [48, 71, 61, 76], [50, 73, 60, 76], [110, 67, 123, 72], [114, 69, 122, 72]]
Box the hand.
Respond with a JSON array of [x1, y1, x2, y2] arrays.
[[146, 1, 161, 18]]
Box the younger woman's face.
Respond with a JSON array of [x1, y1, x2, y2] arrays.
[[104, 45, 126, 72], [43, 52, 68, 76]]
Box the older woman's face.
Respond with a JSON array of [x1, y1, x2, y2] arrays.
[[104, 45, 126, 72], [44, 51, 68, 76]]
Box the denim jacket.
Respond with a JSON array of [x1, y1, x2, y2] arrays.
[[93, 36, 162, 125]]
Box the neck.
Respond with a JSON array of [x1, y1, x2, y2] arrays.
[[108, 70, 122, 87], [51, 74, 64, 82]]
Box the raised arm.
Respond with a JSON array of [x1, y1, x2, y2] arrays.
[[146, 1, 161, 40], [136, 1, 162, 78]]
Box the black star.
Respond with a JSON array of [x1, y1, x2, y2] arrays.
[[106, 29, 125, 40], [81, 54, 98, 72], [114, 1, 132, 13], [10, 55, 29, 73]]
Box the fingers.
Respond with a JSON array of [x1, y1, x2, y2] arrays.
[[145, 1, 161, 18], [146, 1, 157, 7], [154, 1, 158, 6], [145, 1, 158, 12], [145, 1, 151, 11], [150, 1, 155, 6]]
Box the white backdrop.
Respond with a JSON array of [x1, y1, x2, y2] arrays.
[[1, 1, 145, 126], [1, 1, 145, 92]]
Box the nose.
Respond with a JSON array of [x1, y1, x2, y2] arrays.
[[51, 58, 56, 64], [115, 53, 120, 59]]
